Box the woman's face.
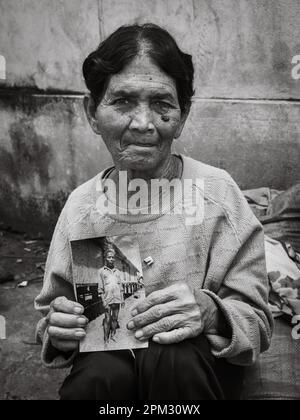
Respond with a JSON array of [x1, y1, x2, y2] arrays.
[[88, 54, 188, 174]]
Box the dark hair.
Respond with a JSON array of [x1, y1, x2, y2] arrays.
[[82, 23, 194, 113]]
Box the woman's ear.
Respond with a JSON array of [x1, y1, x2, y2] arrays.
[[174, 106, 190, 139], [83, 94, 102, 135]]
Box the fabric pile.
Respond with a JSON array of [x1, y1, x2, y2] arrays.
[[244, 184, 300, 319], [265, 236, 300, 318]]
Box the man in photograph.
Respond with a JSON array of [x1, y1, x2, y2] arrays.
[[99, 249, 124, 343]]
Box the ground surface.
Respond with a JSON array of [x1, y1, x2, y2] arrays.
[[0, 229, 68, 400]]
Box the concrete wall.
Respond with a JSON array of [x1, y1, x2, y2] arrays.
[[0, 92, 113, 236], [0, 0, 300, 236], [0, 0, 99, 91], [100, 0, 300, 99]]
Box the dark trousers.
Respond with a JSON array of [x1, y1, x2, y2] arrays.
[[59, 335, 244, 400]]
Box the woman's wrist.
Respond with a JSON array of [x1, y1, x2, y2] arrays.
[[195, 291, 231, 337]]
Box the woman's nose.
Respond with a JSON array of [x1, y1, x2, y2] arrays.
[[129, 105, 155, 132]]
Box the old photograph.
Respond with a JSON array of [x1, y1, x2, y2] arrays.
[[72, 235, 148, 351]]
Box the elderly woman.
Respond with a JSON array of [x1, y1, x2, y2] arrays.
[[35, 23, 272, 400]]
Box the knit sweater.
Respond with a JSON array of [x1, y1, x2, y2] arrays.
[[34, 155, 273, 368]]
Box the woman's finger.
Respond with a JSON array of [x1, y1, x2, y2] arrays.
[[50, 338, 79, 353], [128, 301, 178, 330], [134, 314, 184, 340], [152, 327, 197, 344], [49, 312, 88, 328], [131, 284, 180, 316], [48, 325, 86, 341], [51, 296, 84, 315]]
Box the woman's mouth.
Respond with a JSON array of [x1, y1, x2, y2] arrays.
[[128, 143, 156, 147], [121, 138, 160, 149]]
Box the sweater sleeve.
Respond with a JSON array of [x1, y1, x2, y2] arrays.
[[34, 207, 78, 369], [197, 175, 273, 366]]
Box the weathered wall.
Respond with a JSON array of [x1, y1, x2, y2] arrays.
[[0, 0, 99, 91], [0, 0, 300, 237], [0, 92, 112, 236], [100, 0, 300, 99]]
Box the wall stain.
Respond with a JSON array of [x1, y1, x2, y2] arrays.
[[271, 41, 291, 75], [0, 182, 68, 238], [8, 119, 52, 186], [0, 93, 71, 237]]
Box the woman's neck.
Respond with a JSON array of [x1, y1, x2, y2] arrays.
[[109, 154, 182, 186], [105, 154, 183, 209]]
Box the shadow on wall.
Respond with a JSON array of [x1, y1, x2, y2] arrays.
[[0, 91, 112, 238]]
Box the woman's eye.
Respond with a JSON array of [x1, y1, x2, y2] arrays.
[[153, 101, 172, 113], [114, 98, 132, 106]]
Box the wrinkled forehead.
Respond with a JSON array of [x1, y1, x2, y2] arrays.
[[106, 55, 178, 96]]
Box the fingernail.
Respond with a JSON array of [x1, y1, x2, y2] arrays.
[[77, 317, 87, 326], [75, 330, 86, 337], [127, 321, 134, 330], [131, 309, 138, 317], [74, 306, 83, 314], [135, 330, 143, 339], [153, 336, 160, 343]]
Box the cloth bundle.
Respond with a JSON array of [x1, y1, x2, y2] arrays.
[[265, 236, 300, 317], [244, 183, 300, 319]]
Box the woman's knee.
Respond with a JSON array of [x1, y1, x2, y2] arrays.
[[135, 335, 225, 399], [138, 335, 213, 374], [59, 351, 136, 400]]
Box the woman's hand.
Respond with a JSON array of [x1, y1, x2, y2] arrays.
[[47, 296, 88, 353], [127, 283, 216, 344]]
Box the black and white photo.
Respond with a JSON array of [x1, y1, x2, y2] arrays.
[[72, 235, 148, 351]]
